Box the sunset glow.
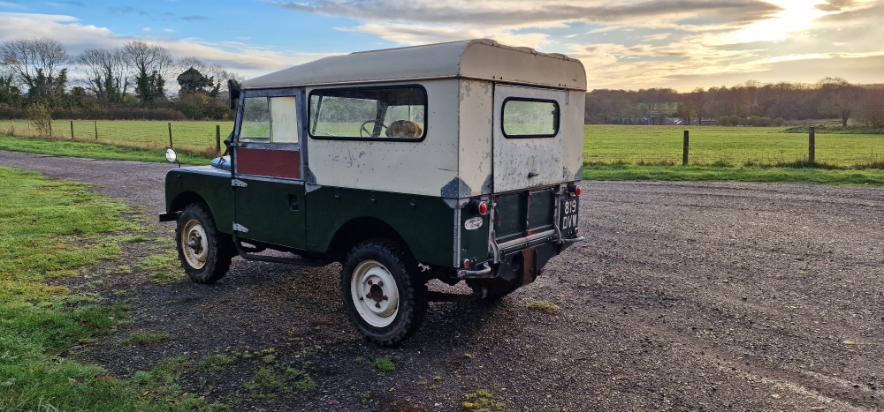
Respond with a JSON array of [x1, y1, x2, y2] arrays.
[[1, 0, 882, 91]]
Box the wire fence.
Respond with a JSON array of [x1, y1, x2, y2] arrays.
[[2, 121, 883, 168], [583, 125, 884, 167], [0, 119, 235, 157]]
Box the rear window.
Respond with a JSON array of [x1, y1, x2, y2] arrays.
[[502, 98, 559, 138], [308, 86, 427, 141]]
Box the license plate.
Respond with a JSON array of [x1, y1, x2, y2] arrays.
[[561, 198, 579, 230]]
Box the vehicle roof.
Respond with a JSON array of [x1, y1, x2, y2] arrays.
[[241, 39, 587, 91]]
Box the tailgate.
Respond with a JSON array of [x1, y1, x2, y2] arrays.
[[493, 187, 556, 248]]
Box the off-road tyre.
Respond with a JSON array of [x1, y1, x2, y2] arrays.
[[467, 278, 523, 300], [175, 203, 235, 284], [340, 238, 428, 346]]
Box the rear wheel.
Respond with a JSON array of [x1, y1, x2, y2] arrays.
[[341, 239, 427, 346], [175, 203, 234, 284]]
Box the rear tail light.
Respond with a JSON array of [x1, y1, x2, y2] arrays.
[[463, 259, 471, 268], [470, 200, 487, 216], [567, 183, 581, 196]]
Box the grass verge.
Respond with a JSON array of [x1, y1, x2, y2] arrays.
[[0, 166, 220, 411], [0, 134, 213, 165], [584, 163, 884, 185]]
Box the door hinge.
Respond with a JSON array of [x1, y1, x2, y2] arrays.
[[231, 179, 248, 187], [233, 223, 249, 233]]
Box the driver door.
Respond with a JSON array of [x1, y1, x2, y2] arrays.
[[232, 89, 307, 249]]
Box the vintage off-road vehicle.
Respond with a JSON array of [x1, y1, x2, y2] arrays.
[[160, 39, 586, 345]]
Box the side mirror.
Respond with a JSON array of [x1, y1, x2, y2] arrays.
[[228, 79, 241, 110], [165, 148, 178, 163]]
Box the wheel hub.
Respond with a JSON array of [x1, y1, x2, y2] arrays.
[[181, 219, 209, 269], [351, 260, 399, 327]]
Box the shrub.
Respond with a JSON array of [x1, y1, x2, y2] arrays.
[[27, 104, 52, 136]]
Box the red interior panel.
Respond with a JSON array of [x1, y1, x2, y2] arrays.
[[236, 148, 301, 179]]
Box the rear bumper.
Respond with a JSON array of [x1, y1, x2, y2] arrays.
[[458, 236, 582, 283]]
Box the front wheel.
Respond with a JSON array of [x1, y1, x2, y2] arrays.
[[340, 239, 427, 346], [175, 203, 234, 284]]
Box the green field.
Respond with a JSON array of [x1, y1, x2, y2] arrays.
[[5, 121, 884, 184], [0, 120, 234, 155], [0, 135, 214, 165], [584, 125, 884, 167]]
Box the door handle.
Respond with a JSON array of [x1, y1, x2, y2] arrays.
[[288, 194, 298, 211]]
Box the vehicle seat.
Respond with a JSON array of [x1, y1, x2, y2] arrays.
[[385, 120, 423, 138]]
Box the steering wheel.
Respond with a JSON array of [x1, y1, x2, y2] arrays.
[[360, 120, 387, 137]]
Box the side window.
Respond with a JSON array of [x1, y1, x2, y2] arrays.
[[502, 98, 559, 138], [308, 86, 426, 141], [240, 96, 299, 144]]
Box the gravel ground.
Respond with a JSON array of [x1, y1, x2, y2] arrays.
[[2, 150, 883, 411]]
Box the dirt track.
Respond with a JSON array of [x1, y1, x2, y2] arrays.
[[3, 150, 884, 411]]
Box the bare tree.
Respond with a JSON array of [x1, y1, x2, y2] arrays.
[[122, 41, 173, 77], [818, 77, 862, 127], [691, 87, 708, 124], [122, 41, 173, 102], [0, 37, 68, 90], [77, 48, 129, 104]]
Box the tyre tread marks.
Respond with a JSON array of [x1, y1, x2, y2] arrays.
[[175, 203, 234, 284], [341, 238, 428, 346]]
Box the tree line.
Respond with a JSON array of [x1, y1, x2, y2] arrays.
[[0, 37, 238, 121], [585, 79, 884, 128]]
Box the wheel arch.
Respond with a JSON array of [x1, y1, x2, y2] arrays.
[[167, 190, 234, 236], [169, 191, 207, 214], [327, 217, 415, 262]]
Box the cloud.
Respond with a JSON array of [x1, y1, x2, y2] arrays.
[[339, 23, 551, 48], [46, 1, 84, 7], [180, 15, 208, 21], [813, 0, 856, 12], [272, 0, 782, 29], [0, 1, 26, 9], [108, 6, 149, 17], [0, 13, 318, 77]]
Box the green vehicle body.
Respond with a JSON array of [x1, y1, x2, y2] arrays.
[[164, 168, 579, 271]]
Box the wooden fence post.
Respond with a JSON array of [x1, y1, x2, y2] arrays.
[[216, 125, 221, 152], [809, 126, 815, 163], [48, 119, 53, 137], [683, 130, 689, 166], [168, 122, 173, 148], [70, 121, 74, 139], [94, 121, 98, 141], [10, 119, 13, 135]]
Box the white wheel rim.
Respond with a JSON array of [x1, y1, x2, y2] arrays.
[[181, 218, 208, 269], [350, 260, 399, 328]]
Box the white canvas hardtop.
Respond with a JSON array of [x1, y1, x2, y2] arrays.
[[241, 39, 586, 91]]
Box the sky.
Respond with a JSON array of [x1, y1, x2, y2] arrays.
[[1, 0, 882, 92]]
